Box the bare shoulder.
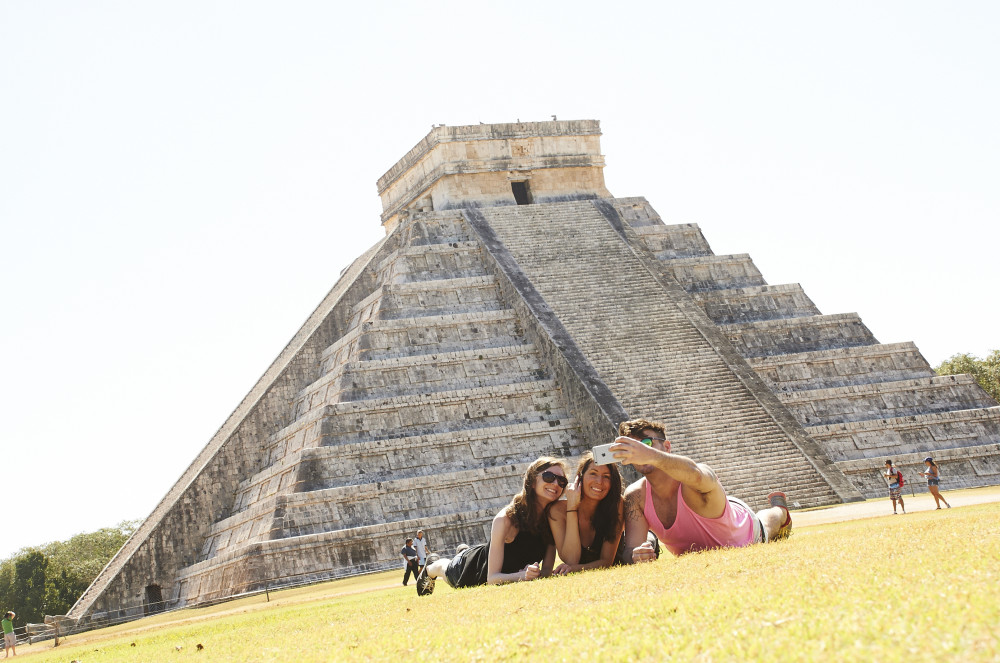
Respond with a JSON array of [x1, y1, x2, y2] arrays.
[[548, 500, 567, 521], [696, 462, 721, 485], [623, 478, 645, 498], [493, 509, 511, 524]]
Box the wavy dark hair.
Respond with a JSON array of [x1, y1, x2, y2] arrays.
[[505, 456, 567, 544], [576, 451, 623, 544]]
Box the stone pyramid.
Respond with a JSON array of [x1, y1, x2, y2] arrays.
[[70, 120, 999, 623]]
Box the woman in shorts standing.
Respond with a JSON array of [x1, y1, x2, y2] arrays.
[[918, 456, 951, 509], [415, 457, 567, 595]]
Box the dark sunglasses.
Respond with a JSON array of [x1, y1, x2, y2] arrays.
[[541, 471, 568, 489], [640, 436, 666, 446]]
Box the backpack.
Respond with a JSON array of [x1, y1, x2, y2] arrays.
[[897, 470, 904, 487]]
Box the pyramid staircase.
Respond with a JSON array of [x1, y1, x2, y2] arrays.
[[469, 201, 852, 510], [618, 197, 1000, 497]]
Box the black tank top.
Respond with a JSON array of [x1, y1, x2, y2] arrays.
[[449, 528, 548, 588], [579, 532, 606, 565], [499, 529, 548, 573]]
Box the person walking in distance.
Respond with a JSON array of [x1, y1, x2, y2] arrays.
[[2, 611, 15, 658], [918, 457, 951, 510], [413, 530, 429, 572], [884, 460, 906, 514], [401, 538, 419, 586]]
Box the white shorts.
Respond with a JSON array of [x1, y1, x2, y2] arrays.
[[728, 496, 767, 544]]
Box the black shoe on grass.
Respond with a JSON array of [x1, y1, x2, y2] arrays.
[[416, 567, 435, 596]]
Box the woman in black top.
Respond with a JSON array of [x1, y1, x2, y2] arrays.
[[550, 451, 625, 574], [416, 457, 568, 595]]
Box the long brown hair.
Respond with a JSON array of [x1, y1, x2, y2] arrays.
[[576, 452, 623, 544], [505, 457, 567, 543]]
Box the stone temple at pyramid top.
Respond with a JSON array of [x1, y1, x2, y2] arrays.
[[377, 119, 612, 232]]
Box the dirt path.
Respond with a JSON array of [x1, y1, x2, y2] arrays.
[[791, 484, 1000, 526]]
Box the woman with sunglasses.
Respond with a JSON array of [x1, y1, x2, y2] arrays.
[[549, 451, 625, 574], [416, 457, 568, 595]]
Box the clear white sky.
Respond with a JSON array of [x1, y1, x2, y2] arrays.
[[2, 2, 997, 559]]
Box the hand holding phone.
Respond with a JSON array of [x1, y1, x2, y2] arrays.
[[592, 443, 616, 465]]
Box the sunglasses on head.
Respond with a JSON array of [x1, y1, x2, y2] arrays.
[[541, 470, 568, 489], [640, 436, 666, 446]]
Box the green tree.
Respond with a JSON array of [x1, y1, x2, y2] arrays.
[[0, 520, 138, 623], [935, 350, 1000, 402], [12, 550, 48, 623]]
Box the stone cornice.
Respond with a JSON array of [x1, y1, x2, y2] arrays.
[[377, 119, 602, 194], [379, 153, 604, 225]]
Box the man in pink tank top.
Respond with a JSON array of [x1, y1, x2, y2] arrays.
[[609, 418, 793, 562]]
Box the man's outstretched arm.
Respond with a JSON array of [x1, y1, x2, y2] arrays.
[[612, 436, 720, 494], [621, 481, 656, 563]]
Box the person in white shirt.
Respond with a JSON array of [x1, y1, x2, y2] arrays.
[[413, 530, 429, 571]]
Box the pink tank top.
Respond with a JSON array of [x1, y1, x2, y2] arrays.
[[643, 479, 754, 555]]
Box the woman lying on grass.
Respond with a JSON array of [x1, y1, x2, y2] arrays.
[[416, 457, 568, 595], [549, 451, 625, 573]]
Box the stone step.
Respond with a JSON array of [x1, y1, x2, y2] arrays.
[[777, 374, 997, 426], [299, 418, 581, 490], [320, 379, 570, 441], [371, 276, 505, 320], [721, 313, 878, 358], [203, 462, 535, 560], [690, 283, 821, 325], [374, 242, 488, 285], [609, 197, 671, 228], [333, 345, 546, 402], [264, 378, 571, 464], [805, 406, 1000, 462], [746, 342, 935, 392], [181, 507, 503, 601], [400, 214, 478, 246], [359, 310, 526, 361], [659, 254, 767, 292], [303, 344, 543, 412], [278, 463, 535, 538], [629, 226, 713, 260], [318, 310, 528, 374], [227, 406, 577, 533]]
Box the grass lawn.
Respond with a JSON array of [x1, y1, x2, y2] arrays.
[[18, 502, 998, 662]]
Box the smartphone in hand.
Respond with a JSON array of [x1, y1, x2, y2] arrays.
[[592, 443, 616, 465]]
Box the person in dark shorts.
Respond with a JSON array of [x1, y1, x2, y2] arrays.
[[884, 459, 906, 514], [416, 457, 567, 595], [918, 457, 951, 509]]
